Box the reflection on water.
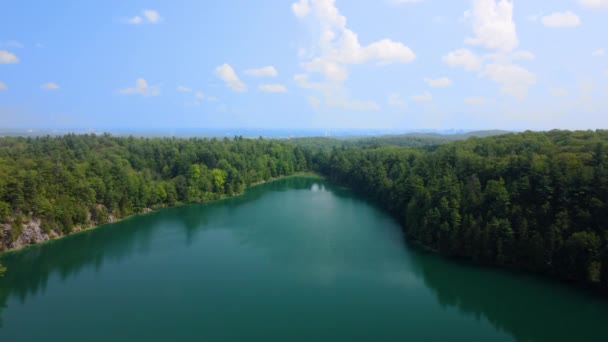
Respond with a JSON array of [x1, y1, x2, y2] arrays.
[[0, 176, 607, 341]]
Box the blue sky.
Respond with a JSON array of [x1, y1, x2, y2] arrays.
[[0, 0, 607, 131]]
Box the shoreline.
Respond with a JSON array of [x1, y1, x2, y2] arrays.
[[0, 172, 323, 256]]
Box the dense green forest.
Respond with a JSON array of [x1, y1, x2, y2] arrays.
[[1, 130, 608, 293], [289, 130, 510, 151], [314, 130, 608, 291], [0, 134, 309, 253]]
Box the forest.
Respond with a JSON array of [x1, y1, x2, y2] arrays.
[[0, 134, 310, 253], [314, 130, 608, 291], [1, 130, 608, 292]]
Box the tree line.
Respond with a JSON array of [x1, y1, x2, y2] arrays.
[[0, 134, 310, 252], [2, 130, 608, 293], [313, 130, 608, 291]]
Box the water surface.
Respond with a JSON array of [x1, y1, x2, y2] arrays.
[[1, 176, 607, 341]]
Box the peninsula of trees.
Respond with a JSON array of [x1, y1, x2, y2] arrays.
[[1, 130, 607, 293]]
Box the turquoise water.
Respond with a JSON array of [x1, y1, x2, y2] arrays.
[[1, 176, 607, 341]]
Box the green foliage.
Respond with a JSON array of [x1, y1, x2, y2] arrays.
[[314, 130, 608, 291], [0, 134, 309, 248], [0, 262, 6, 277]]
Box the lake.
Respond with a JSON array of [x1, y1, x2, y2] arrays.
[[1, 176, 607, 341]]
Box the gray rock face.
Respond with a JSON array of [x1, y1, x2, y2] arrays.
[[1, 219, 51, 249]]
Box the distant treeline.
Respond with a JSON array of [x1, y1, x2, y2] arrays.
[[0, 134, 310, 251], [288, 130, 511, 151], [1, 130, 608, 293], [314, 130, 608, 291]]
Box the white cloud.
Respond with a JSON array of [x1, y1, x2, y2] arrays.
[[195, 91, 205, 99], [445, 2, 537, 100], [388, 93, 406, 107], [424, 77, 452, 87], [464, 0, 518, 52], [259, 84, 287, 93], [143, 10, 161, 23], [292, 0, 415, 81], [0, 81, 7, 90], [215, 63, 247, 92], [119, 78, 159, 96], [411, 92, 432, 102], [128, 16, 143, 25], [549, 87, 568, 97], [592, 48, 605, 57], [292, 0, 311, 17], [0, 50, 19, 64], [541, 12, 581, 28], [482, 63, 536, 99], [177, 86, 192, 92], [41, 82, 60, 90], [465, 96, 487, 105], [579, 0, 608, 9], [127, 10, 160, 24], [301, 58, 348, 81], [245, 66, 278, 77], [443, 49, 482, 71]]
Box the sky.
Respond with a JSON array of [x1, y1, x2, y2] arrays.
[[0, 0, 607, 131]]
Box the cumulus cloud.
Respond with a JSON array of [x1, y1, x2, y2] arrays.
[[292, 0, 311, 17], [259, 84, 287, 93], [177, 86, 192, 92], [292, 0, 415, 81], [216, 63, 247, 92], [592, 48, 605, 57], [482, 63, 537, 99], [411, 92, 432, 102], [245, 66, 278, 77], [424, 77, 452, 87], [0, 81, 7, 90], [464, 97, 487, 105], [541, 12, 581, 28], [464, 0, 518, 52], [578, 0, 608, 8], [119, 78, 159, 96], [549, 87, 569, 97], [301, 58, 348, 81], [443, 49, 482, 71], [0, 50, 19, 64], [41, 82, 60, 90], [195, 91, 205, 99], [144, 10, 161, 23], [127, 9, 160, 24], [444, 0, 536, 99]]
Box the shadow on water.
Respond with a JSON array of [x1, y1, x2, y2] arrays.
[[407, 247, 608, 341], [0, 175, 607, 341]]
